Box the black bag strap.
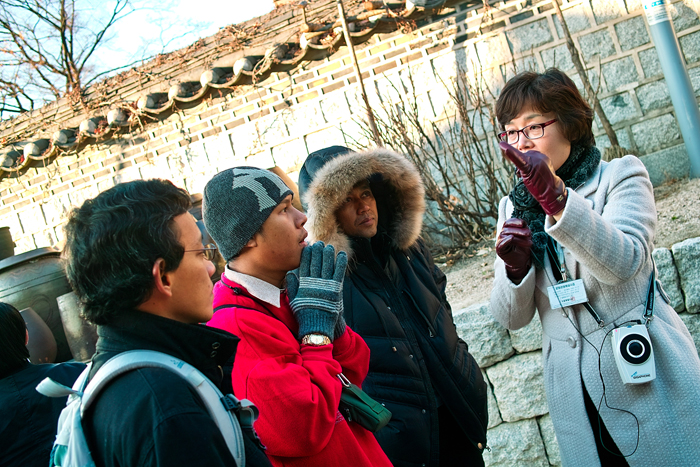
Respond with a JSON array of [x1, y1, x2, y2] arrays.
[[546, 236, 657, 328], [546, 236, 605, 327]]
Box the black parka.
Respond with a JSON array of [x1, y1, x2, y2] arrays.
[[83, 309, 271, 467], [300, 147, 488, 467]]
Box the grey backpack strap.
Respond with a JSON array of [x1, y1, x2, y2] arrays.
[[82, 350, 246, 467]]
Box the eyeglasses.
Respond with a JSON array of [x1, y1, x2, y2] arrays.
[[184, 243, 218, 261], [498, 119, 558, 144]]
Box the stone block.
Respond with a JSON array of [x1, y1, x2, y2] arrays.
[[602, 56, 639, 91], [672, 237, 700, 313], [431, 53, 458, 83], [97, 178, 116, 193], [204, 134, 237, 167], [33, 228, 57, 249], [483, 370, 503, 429], [185, 172, 212, 197], [18, 205, 47, 234], [337, 119, 372, 150], [509, 313, 543, 353], [631, 113, 681, 153], [319, 91, 350, 124], [245, 149, 275, 169], [182, 143, 210, 173], [505, 19, 554, 55], [41, 194, 71, 226], [14, 235, 36, 253], [431, 85, 459, 121], [54, 224, 66, 246], [255, 113, 290, 147], [678, 312, 700, 356], [671, 1, 700, 31], [639, 144, 690, 186], [271, 138, 308, 173], [486, 351, 548, 422], [590, 0, 626, 23], [553, 5, 591, 39], [598, 92, 638, 125], [305, 126, 347, 154], [476, 34, 512, 68], [594, 129, 632, 150], [229, 120, 265, 156], [680, 30, 700, 64], [689, 65, 700, 94], [579, 29, 616, 62], [68, 186, 99, 209], [636, 79, 671, 113], [483, 418, 549, 467], [0, 212, 23, 237], [469, 108, 496, 138], [137, 154, 169, 179], [571, 69, 602, 99], [454, 302, 515, 367], [402, 61, 435, 97], [501, 55, 539, 82], [639, 47, 662, 78], [625, 0, 643, 12], [541, 44, 575, 71], [283, 101, 324, 137], [614, 15, 650, 51], [537, 414, 562, 466], [653, 247, 685, 311]]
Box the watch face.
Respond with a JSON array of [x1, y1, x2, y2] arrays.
[[304, 334, 330, 346]]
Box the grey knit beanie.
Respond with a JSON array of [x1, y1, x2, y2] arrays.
[[203, 167, 292, 261]]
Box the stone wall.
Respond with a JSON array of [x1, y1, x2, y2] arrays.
[[1, 0, 699, 253], [454, 236, 700, 466]]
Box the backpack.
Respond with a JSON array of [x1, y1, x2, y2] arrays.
[[36, 350, 260, 467]]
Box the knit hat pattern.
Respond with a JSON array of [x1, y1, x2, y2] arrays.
[[203, 167, 292, 261]]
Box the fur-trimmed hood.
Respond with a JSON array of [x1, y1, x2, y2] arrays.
[[301, 147, 425, 257]]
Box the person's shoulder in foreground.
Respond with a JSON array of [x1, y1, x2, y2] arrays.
[[202, 166, 392, 467], [0, 302, 85, 467], [62, 178, 270, 467]]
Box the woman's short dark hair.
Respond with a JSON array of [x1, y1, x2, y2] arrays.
[[63, 179, 192, 325], [496, 68, 595, 148], [0, 302, 30, 375]]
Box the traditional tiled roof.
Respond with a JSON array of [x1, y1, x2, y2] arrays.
[[0, 0, 470, 178]]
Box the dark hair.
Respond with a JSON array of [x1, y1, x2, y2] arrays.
[[63, 179, 192, 325], [496, 68, 595, 148], [0, 302, 30, 375]]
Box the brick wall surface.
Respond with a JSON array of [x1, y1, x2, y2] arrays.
[[1, 0, 699, 253]]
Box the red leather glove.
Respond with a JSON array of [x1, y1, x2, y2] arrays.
[[500, 142, 568, 216], [496, 218, 533, 283]]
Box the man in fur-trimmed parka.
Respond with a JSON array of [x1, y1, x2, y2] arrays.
[[299, 146, 489, 467]]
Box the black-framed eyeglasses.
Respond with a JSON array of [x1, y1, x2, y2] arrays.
[[498, 119, 558, 144], [184, 243, 218, 261]]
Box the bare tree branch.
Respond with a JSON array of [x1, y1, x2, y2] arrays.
[[0, 0, 135, 114]]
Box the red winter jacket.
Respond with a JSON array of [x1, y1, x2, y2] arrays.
[[207, 274, 393, 467]]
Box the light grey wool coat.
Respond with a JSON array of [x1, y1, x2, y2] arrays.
[[490, 155, 700, 466]]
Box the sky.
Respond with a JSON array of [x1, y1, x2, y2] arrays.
[[99, 0, 276, 80]]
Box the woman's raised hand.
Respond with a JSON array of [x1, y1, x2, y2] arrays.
[[500, 142, 568, 216], [496, 218, 533, 283]]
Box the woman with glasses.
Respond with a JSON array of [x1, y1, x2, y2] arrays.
[[489, 68, 700, 466]]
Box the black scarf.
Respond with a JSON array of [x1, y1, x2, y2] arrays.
[[508, 144, 601, 268]]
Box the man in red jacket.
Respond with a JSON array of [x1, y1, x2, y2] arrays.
[[202, 167, 392, 467]]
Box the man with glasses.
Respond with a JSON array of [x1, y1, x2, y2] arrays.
[[63, 179, 271, 467]]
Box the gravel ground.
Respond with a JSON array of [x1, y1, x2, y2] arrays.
[[443, 176, 700, 312]]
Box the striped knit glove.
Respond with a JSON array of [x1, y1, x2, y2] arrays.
[[286, 242, 348, 341]]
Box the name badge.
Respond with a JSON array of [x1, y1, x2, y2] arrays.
[[547, 279, 588, 309]]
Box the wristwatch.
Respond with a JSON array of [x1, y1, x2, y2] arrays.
[[301, 334, 331, 346]]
